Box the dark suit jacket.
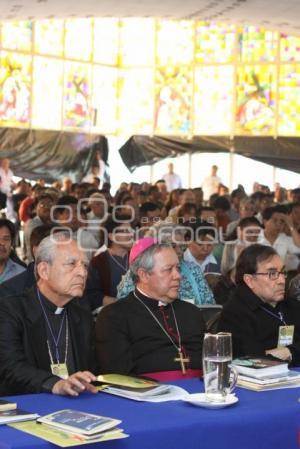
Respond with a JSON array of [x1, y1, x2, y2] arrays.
[[0, 262, 35, 297], [217, 283, 300, 365], [0, 286, 97, 395]]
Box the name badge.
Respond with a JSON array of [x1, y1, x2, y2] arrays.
[[50, 363, 69, 379], [278, 325, 294, 347]]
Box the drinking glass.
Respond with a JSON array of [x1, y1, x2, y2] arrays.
[[202, 332, 238, 402]]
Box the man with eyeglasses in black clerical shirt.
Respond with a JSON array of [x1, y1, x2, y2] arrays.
[[0, 232, 98, 396], [218, 244, 300, 365], [96, 237, 206, 381]]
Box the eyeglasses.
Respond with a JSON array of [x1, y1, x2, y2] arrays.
[[253, 271, 287, 281]]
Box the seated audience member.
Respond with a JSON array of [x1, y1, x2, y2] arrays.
[[226, 198, 256, 237], [85, 215, 134, 312], [0, 232, 97, 395], [259, 205, 300, 271], [117, 222, 215, 306], [184, 220, 221, 274], [23, 193, 56, 261], [251, 192, 274, 224], [227, 188, 246, 222], [167, 189, 196, 224], [0, 224, 54, 296], [288, 274, 300, 301], [177, 202, 197, 224], [212, 270, 236, 306], [218, 244, 300, 365], [221, 216, 262, 276], [139, 202, 161, 233], [289, 202, 300, 233], [96, 238, 206, 379], [86, 192, 108, 243], [53, 195, 99, 259], [0, 219, 26, 284], [211, 196, 231, 234]]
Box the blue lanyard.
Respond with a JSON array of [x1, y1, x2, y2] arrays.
[[37, 289, 67, 363], [260, 305, 286, 325]]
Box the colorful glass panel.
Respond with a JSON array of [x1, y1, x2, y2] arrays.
[[65, 19, 92, 61], [119, 19, 155, 66], [0, 52, 31, 127], [34, 19, 64, 56], [93, 18, 119, 65], [155, 65, 192, 135], [195, 21, 235, 63], [194, 66, 234, 135], [119, 68, 154, 135], [235, 65, 276, 135], [280, 34, 300, 62], [1, 21, 32, 52], [238, 26, 278, 62], [278, 65, 300, 135], [63, 62, 92, 130], [91, 65, 118, 134], [156, 20, 194, 65], [32, 57, 63, 130]]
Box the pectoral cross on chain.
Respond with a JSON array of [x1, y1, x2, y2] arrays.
[[174, 349, 190, 374]]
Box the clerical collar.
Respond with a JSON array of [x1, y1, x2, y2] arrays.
[[37, 289, 65, 315], [135, 288, 169, 308]]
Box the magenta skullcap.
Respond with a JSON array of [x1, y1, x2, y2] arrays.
[[129, 237, 157, 265]]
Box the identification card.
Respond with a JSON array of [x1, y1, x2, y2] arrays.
[[50, 363, 69, 379], [278, 325, 294, 347]]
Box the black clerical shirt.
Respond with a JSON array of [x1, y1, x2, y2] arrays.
[[37, 291, 76, 391], [95, 290, 206, 375]]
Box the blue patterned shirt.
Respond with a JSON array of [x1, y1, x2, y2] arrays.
[[117, 260, 215, 305]]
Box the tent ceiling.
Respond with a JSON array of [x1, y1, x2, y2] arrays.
[[2, 0, 300, 35], [119, 136, 300, 174]]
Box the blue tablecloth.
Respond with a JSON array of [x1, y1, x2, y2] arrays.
[[0, 379, 299, 449]]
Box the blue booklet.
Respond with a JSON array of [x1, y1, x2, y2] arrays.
[[37, 409, 121, 436]]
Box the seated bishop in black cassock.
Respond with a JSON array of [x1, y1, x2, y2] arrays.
[[96, 237, 207, 381]]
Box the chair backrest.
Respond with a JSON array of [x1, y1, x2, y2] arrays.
[[197, 304, 223, 333], [204, 272, 222, 290]]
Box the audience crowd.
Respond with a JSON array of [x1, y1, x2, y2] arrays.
[[1, 159, 300, 396]]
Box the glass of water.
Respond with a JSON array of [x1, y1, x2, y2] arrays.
[[202, 332, 238, 402]]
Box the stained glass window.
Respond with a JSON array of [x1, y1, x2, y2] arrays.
[[194, 66, 234, 135], [0, 52, 31, 127], [119, 68, 154, 135], [195, 22, 235, 63], [91, 65, 118, 134], [32, 57, 63, 130], [235, 65, 276, 135], [63, 62, 92, 130], [280, 34, 300, 62], [278, 65, 300, 135], [156, 20, 194, 65], [34, 19, 64, 57], [65, 19, 92, 61], [238, 26, 278, 62], [93, 18, 119, 65], [155, 66, 193, 135], [119, 19, 155, 66], [1, 21, 32, 52]]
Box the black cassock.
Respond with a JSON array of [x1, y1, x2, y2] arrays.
[[95, 290, 206, 375]]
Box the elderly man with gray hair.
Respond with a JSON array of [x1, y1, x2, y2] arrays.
[[96, 237, 206, 380], [0, 232, 98, 396]]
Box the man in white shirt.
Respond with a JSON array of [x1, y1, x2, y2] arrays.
[[184, 221, 221, 274], [0, 158, 16, 220], [258, 205, 300, 271], [202, 165, 221, 203], [163, 162, 182, 192]]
